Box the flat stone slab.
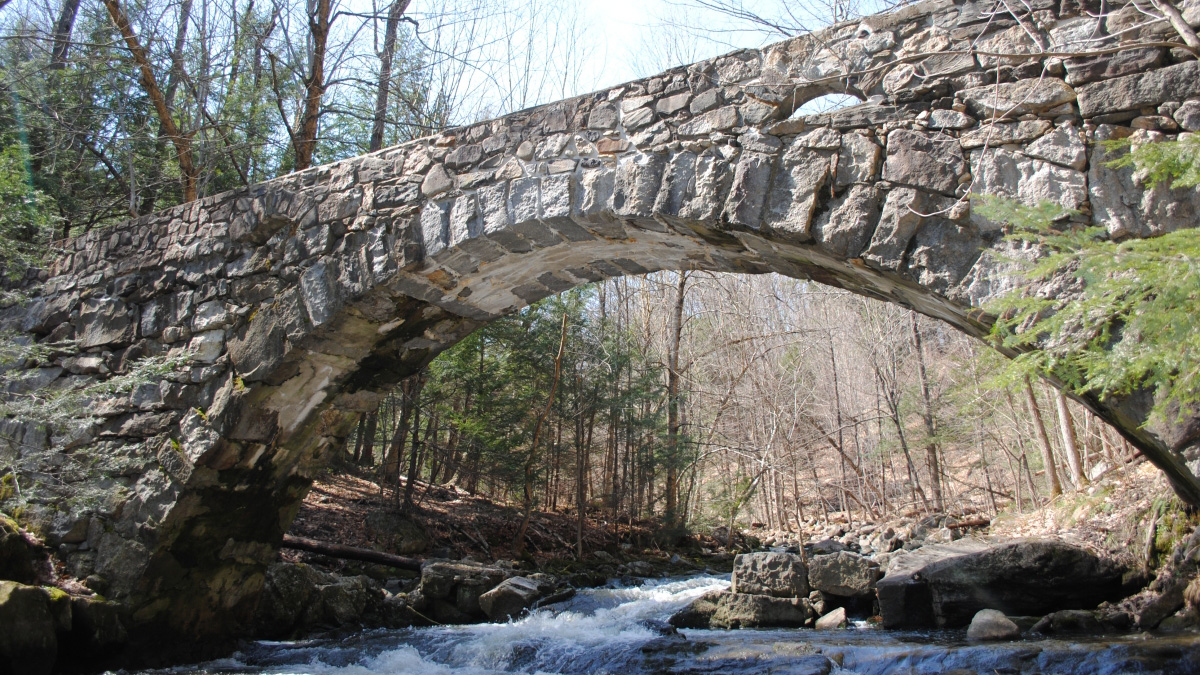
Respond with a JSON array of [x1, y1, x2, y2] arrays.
[[877, 538, 1128, 629]]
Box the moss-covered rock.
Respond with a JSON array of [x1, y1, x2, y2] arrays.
[[0, 581, 58, 675], [0, 512, 42, 584]]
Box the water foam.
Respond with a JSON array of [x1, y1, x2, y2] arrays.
[[250, 574, 729, 675]]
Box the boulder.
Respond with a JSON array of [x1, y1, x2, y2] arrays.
[[254, 563, 327, 636], [255, 563, 388, 636], [419, 561, 507, 600], [0, 513, 44, 584], [1030, 609, 1104, 634], [364, 511, 430, 555], [0, 581, 58, 675], [732, 552, 809, 598], [479, 576, 542, 621], [808, 551, 879, 598], [877, 538, 1128, 629], [814, 606, 848, 629], [626, 561, 655, 577], [419, 561, 508, 619], [967, 609, 1020, 640], [66, 595, 127, 653], [668, 590, 813, 629]]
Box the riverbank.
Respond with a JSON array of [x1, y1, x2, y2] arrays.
[[2, 458, 1198, 672]]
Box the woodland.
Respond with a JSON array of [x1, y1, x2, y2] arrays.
[[0, 0, 1190, 553]]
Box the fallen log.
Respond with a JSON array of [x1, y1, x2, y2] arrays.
[[281, 534, 422, 572], [947, 517, 991, 530]]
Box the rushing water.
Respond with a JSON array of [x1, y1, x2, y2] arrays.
[[133, 575, 1200, 675]]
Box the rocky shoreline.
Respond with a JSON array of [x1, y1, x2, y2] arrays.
[[4, 508, 1200, 673]]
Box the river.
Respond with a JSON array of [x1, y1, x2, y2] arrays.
[[132, 575, 1200, 674]]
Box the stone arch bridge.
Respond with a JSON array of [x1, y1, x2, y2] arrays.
[[5, 0, 1200, 651]]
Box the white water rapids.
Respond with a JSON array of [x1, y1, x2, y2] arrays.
[[138, 574, 1200, 675]]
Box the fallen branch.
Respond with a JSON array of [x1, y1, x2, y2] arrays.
[[281, 534, 422, 572]]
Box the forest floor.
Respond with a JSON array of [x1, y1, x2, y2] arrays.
[[988, 458, 1194, 568], [284, 457, 1192, 575], [281, 467, 719, 573]]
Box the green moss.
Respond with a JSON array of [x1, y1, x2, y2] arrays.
[[1145, 495, 1200, 565]]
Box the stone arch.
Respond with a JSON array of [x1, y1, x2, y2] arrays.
[[7, 0, 1200, 654]]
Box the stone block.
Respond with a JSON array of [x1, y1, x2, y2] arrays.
[[77, 297, 136, 349], [883, 129, 966, 196], [959, 78, 1076, 118], [732, 551, 809, 597], [763, 145, 830, 240], [808, 551, 879, 598], [722, 152, 775, 229], [812, 185, 880, 258], [420, 201, 451, 257], [1077, 61, 1200, 117]]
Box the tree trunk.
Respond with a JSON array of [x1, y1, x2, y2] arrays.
[[383, 376, 418, 480], [49, 0, 83, 69], [352, 414, 365, 463], [1054, 388, 1086, 487], [1024, 377, 1062, 497], [101, 0, 198, 202], [281, 535, 420, 571], [664, 272, 687, 527], [360, 411, 379, 466], [515, 312, 569, 555], [910, 313, 944, 512], [293, 0, 332, 170], [401, 373, 427, 513], [369, 0, 411, 152]]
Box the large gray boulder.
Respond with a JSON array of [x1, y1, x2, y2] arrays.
[[479, 576, 542, 621], [668, 590, 813, 629], [877, 538, 1130, 629], [731, 551, 809, 598], [419, 561, 508, 620], [255, 563, 390, 636], [807, 551, 879, 599]]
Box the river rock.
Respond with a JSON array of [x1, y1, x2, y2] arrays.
[[419, 561, 507, 602], [0, 513, 44, 584], [1030, 609, 1104, 634], [807, 551, 879, 598], [255, 563, 390, 637], [967, 609, 1020, 640], [877, 538, 1129, 629], [732, 551, 809, 597], [814, 606, 847, 629], [479, 576, 542, 621], [64, 595, 128, 656], [670, 590, 814, 629], [0, 581, 58, 675]]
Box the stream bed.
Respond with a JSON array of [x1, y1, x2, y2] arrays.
[[132, 575, 1200, 674]]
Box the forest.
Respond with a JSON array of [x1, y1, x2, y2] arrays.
[[0, 0, 1187, 547]]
